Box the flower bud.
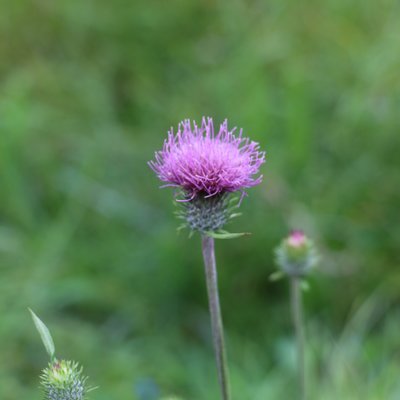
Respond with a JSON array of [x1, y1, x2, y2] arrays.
[[40, 360, 89, 400], [275, 230, 317, 277]]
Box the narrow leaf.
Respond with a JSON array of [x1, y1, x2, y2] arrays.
[[205, 231, 251, 239], [29, 309, 55, 359]]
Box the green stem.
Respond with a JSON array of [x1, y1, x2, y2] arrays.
[[201, 235, 231, 400], [290, 277, 306, 400]]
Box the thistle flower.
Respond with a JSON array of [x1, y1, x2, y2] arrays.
[[41, 360, 88, 400], [149, 117, 265, 234], [149, 117, 265, 197], [149, 118, 266, 400], [275, 230, 318, 278]]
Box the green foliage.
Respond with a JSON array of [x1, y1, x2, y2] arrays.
[[30, 309, 56, 360], [206, 231, 250, 240], [0, 0, 400, 398]]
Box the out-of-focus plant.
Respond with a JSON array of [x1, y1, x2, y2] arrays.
[[30, 309, 95, 400], [149, 117, 266, 400], [272, 230, 318, 400]]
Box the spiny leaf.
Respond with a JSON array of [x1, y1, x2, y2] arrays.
[[29, 308, 55, 360]]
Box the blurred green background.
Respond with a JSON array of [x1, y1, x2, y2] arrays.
[[1, 0, 400, 399]]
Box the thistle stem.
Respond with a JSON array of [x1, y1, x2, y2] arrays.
[[201, 235, 231, 400], [290, 277, 306, 400]]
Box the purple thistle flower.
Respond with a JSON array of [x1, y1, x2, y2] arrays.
[[149, 117, 266, 199], [149, 118, 266, 399]]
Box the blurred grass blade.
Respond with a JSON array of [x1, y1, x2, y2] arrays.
[[29, 309, 55, 359]]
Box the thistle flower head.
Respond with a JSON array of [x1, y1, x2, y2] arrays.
[[41, 360, 89, 400], [287, 230, 307, 247], [275, 230, 318, 277], [149, 117, 265, 234], [149, 117, 265, 199]]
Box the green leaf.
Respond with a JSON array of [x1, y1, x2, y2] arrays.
[[29, 308, 55, 359], [269, 271, 284, 282], [205, 230, 251, 239], [301, 280, 310, 291]]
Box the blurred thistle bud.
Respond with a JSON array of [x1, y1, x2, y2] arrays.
[[274, 230, 318, 278], [30, 309, 94, 400], [41, 360, 89, 400]]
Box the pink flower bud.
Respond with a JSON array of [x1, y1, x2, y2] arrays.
[[287, 230, 306, 248], [275, 230, 318, 277]]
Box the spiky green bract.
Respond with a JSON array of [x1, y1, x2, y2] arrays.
[[275, 231, 318, 278], [176, 192, 242, 236], [40, 360, 89, 400]]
